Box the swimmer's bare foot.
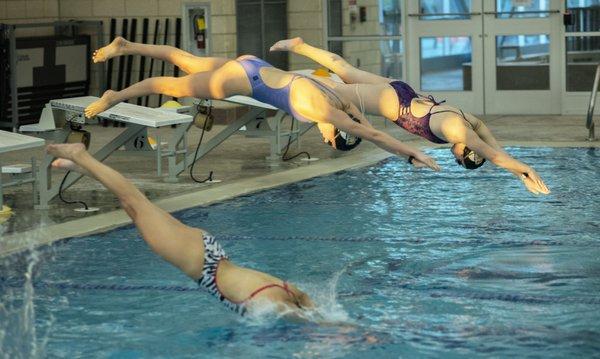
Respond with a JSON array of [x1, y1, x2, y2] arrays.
[[84, 90, 117, 118], [270, 37, 304, 52], [46, 143, 86, 162], [93, 36, 127, 63], [51, 158, 89, 175]]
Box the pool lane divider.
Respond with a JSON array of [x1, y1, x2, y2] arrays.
[[0, 277, 597, 305], [0, 149, 392, 258], [214, 235, 578, 247]]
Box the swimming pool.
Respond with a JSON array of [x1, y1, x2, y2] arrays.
[[1, 147, 599, 358]]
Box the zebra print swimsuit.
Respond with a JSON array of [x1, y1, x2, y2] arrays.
[[197, 233, 247, 315], [197, 233, 298, 316]]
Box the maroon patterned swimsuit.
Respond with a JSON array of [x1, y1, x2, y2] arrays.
[[388, 81, 448, 144]]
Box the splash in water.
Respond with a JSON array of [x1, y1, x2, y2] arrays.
[[242, 266, 351, 325], [0, 228, 55, 358]]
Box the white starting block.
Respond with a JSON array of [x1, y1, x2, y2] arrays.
[[25, 69, 341, 208], [224, 96, 306, 161], [125, 101, 195, 152], [220, 70, 342, 161], [19, 104, 57, 132], [0, 130, 45, 209], [2, 164, 32, 174], [35, 96, 193, 209], [168, 69, 340, 173]]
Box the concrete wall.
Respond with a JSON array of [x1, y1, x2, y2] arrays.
[[0, 0, 61, 32], [0, 0, 337, 100]]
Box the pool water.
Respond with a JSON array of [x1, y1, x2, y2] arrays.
[[1, 147, 599, 358]]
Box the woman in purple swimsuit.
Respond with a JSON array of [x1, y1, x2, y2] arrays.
[[270, 38, 550, 195], [85, 37, 440, 171]]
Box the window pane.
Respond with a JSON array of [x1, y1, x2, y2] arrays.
[[420, 36, 472, 91], [418, 0, 472, 20], [496, 0, 550, 19], [328, 39, 404, 80], [566, 1, 600, 32], [327, 0, 401, 36], [264, 2, 288, 70], [566, 36, 600, 91], [496, 34, 550, 90], [328, 0, 344, 37], [236, 3, 262, 57], [236, 0, 288, 69]]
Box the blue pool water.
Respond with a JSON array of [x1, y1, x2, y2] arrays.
[[1, 147, 599, 358]]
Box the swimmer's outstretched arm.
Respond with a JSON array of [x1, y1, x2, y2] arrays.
[[449, 127, 550, 195], [327, 108, 441, 171], [342, 100, 438, 170], [462, 113, 507, 153]]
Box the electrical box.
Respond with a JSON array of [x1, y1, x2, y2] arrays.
[[182, 3, 210, 57]]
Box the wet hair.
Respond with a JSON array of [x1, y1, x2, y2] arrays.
[[326, 113, 362, 151], [455, 146, 486, 170]]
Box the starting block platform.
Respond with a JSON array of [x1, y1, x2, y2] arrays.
[[36, 96, 194, 209], [0, 129, 45, 208], [23, 69, 339, 209], [49, 96, 192, 127]]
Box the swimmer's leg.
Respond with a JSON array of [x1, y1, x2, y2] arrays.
[[47, 143, 205, 279], [85, 61, 251, 117], [93, 36, 229, 74], [271, 38, 390, 84]]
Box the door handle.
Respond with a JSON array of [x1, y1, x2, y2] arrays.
[[408, 12, 482, 17], [483, 10, 560, 16]]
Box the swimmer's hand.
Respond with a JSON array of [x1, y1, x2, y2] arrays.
[[518, 169, 550, 195], [411, 153, 441, 171]]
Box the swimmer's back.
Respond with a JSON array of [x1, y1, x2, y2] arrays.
[[218, 260, 313, 309]]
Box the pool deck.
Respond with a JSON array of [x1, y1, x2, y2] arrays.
[[0, 114, 598, 256]]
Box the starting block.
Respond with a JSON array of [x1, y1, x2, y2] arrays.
[[1, 163, 32, 174]]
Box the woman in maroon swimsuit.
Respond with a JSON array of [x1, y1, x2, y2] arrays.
[[271, 38, 550, 195]]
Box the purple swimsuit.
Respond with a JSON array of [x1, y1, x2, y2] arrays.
[[388, 81, 448, 144]]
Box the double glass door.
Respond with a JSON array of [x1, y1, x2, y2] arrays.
[[407, 0, 562, 114]]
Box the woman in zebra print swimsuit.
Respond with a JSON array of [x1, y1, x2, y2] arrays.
[[46, 143, 313, 317]]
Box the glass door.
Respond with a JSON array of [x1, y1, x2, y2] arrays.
[[562, 0, 600, 114], [324, 0, 404, 81], [406, 0, 485, 114], [483, 0, 562, 114]]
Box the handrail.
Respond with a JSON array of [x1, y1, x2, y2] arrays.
[[586, 63, 600, 141], [408, 12, 482, 17], [483, 10, 560, 15]]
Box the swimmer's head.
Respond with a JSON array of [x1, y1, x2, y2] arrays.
[[326, 127, 362, 151], [318, 116, 362, 152], [451, 143, 486, 170]]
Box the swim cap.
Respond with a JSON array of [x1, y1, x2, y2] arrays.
[[326, 114, 362, 151], [456, 146, 486, 170]]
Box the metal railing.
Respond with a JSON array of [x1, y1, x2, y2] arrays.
[[586, 63, 600, 141]]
